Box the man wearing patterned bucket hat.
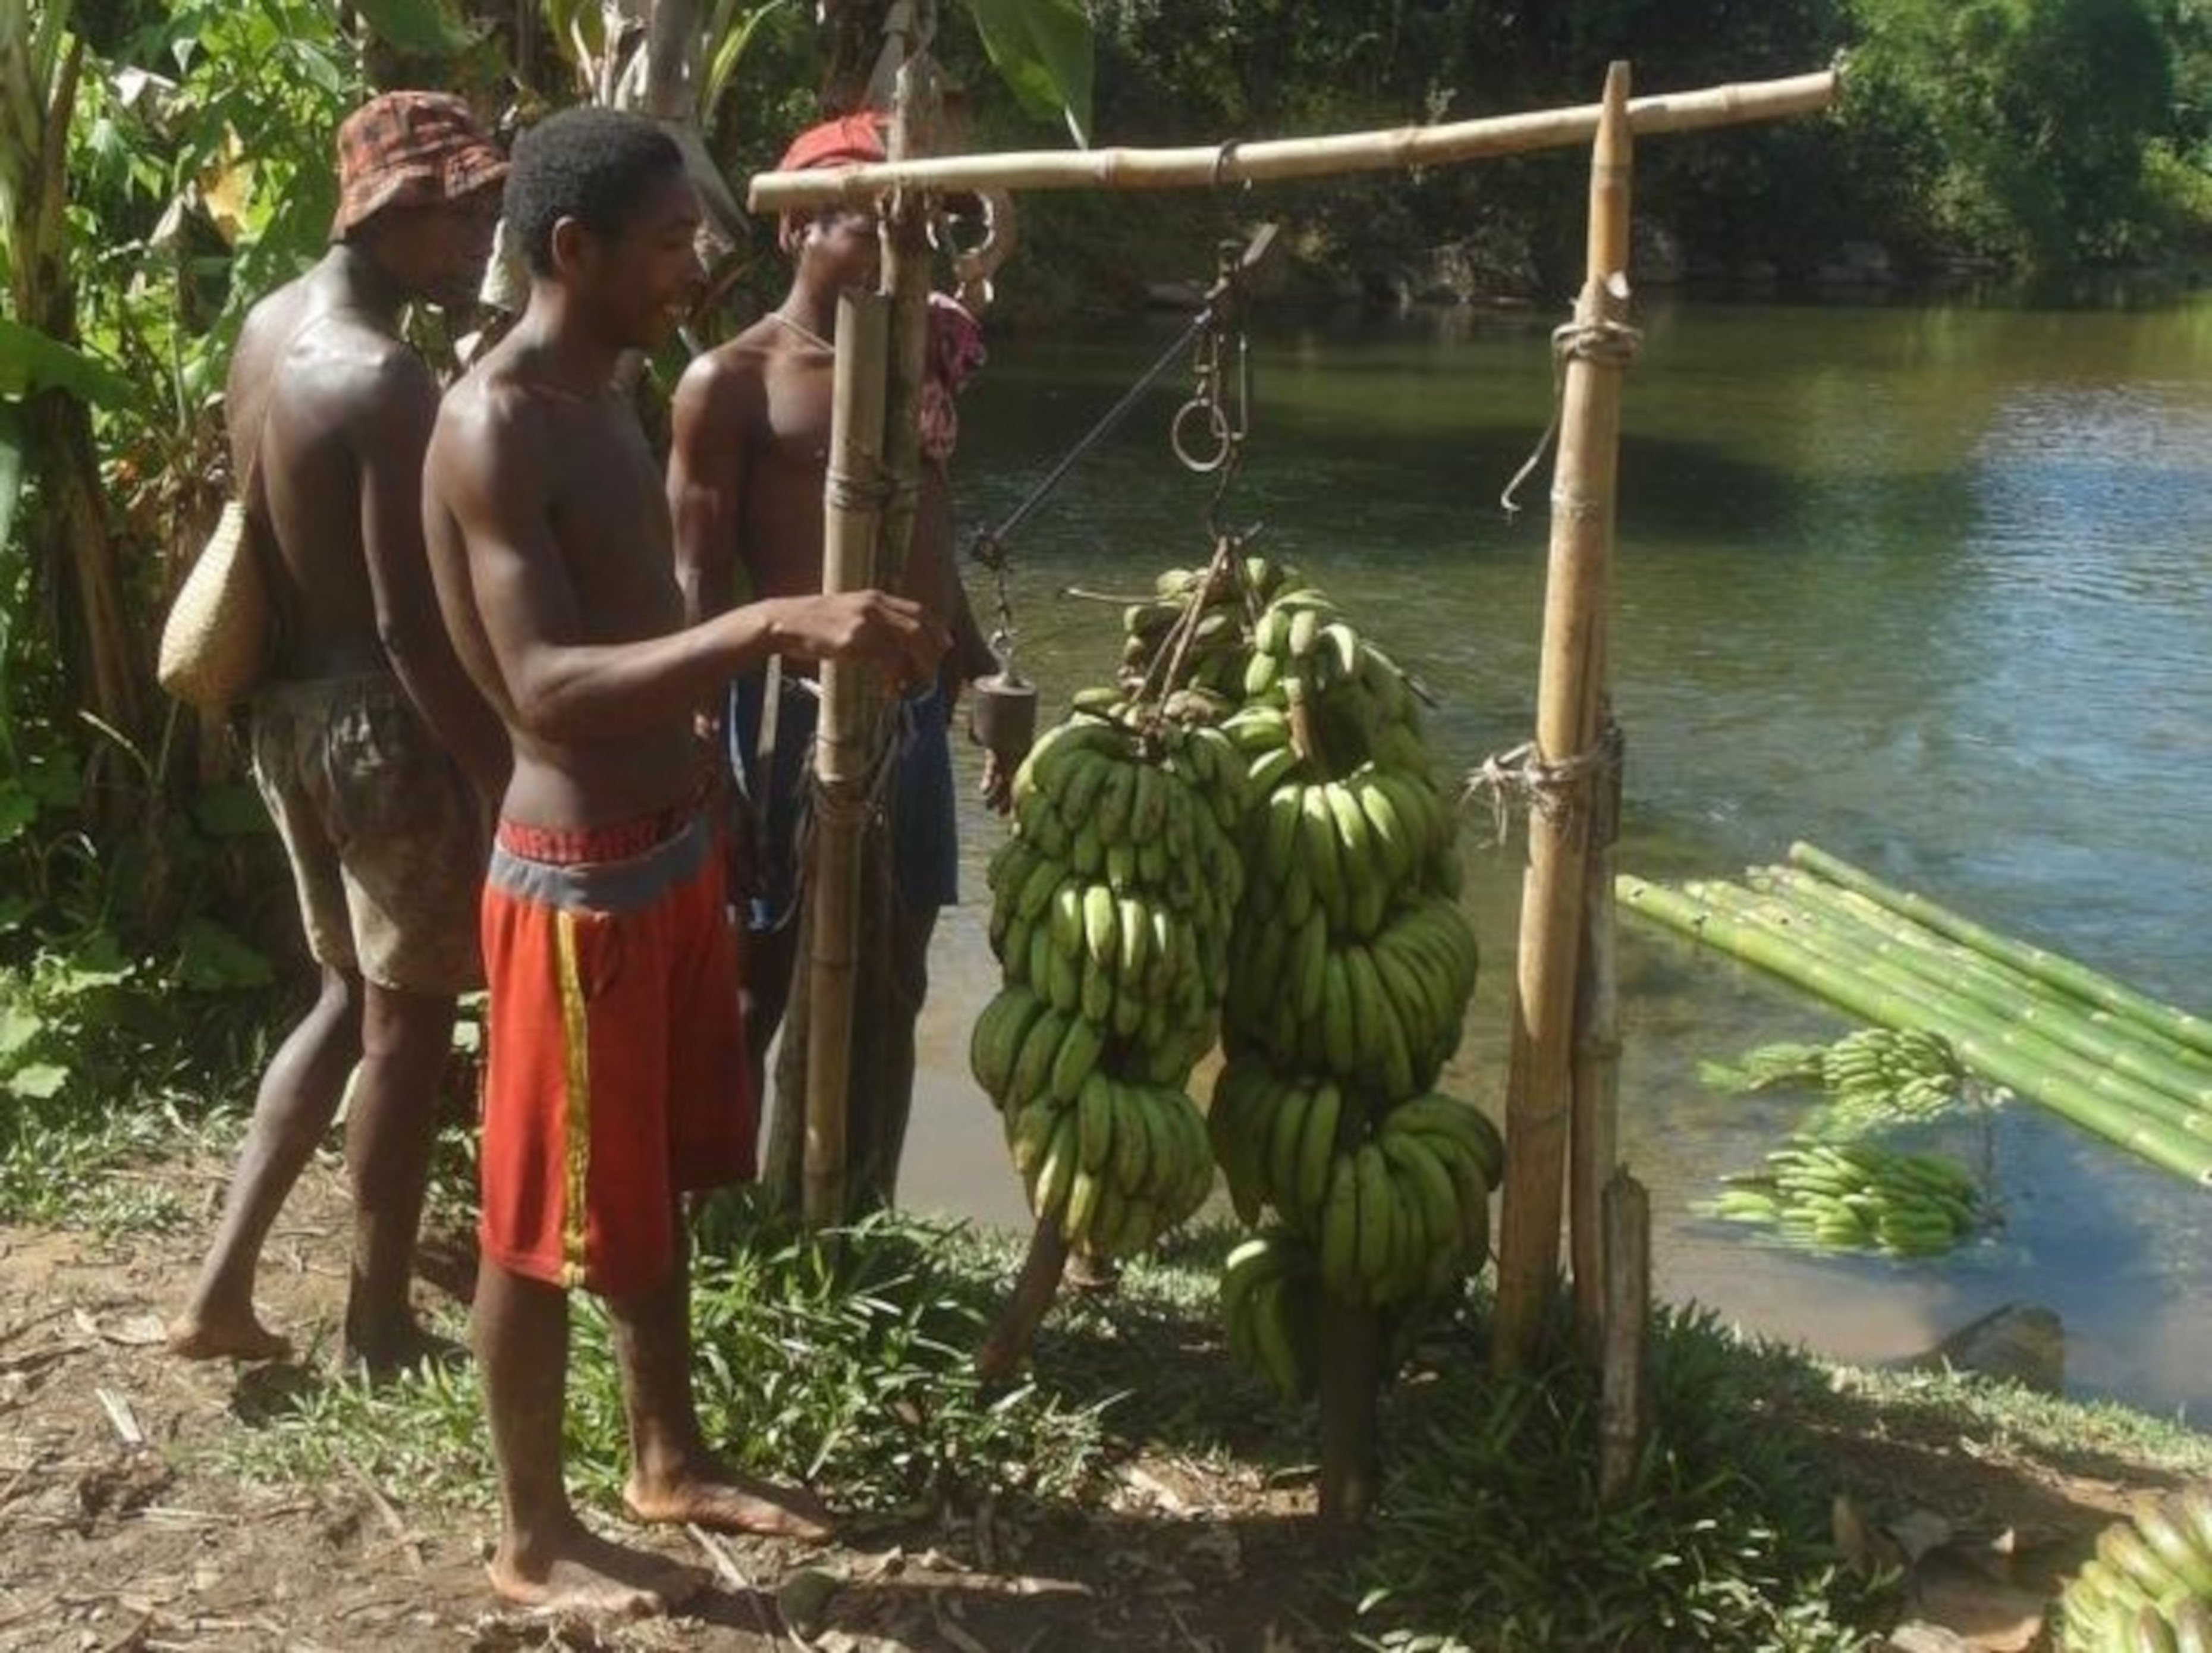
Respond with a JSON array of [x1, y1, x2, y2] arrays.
[[171, 92, 513, 1380], [670, 112, 999, 1208]]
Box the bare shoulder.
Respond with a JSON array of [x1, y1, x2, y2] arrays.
[[318, 320, 436, 414], [428, 364, 554, 502], [673, 324, 775, 435]]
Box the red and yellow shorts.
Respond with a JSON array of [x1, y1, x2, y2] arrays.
[[478, 806, 754, 1297]]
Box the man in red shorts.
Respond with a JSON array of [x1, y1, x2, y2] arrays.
[[422, 107, 946, 1614]]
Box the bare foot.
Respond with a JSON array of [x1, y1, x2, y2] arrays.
[[166, 1309, 292, 1364], [488, 1522, 703, 1618], [626, 1463, 836, 1545], [341, 1321, 469, 1385]]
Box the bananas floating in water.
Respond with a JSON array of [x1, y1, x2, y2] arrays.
[[1700, 1139, 1982, 1258]]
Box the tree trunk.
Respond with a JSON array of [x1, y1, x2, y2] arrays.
[[7, 34, 149, 816]]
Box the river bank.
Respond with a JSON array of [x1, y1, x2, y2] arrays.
[[2, 1120, 2208, 1651]]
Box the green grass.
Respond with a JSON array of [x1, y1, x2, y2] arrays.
[[1820, 1362, 2212, 1481], [1349, 1306, 1882, 1653], [0, 1084, 247, 1238], [225, 1210, 1120, 1517]]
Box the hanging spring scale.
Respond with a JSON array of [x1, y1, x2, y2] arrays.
[[964, 222, 1283, 755], [967, 536, 1038, 758]]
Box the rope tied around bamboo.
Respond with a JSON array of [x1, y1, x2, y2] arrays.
[[1498, 310, 1643, 520], [825, 461, 907, 515], [1465, 716, 1624, 848]]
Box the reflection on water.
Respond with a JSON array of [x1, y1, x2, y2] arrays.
[[893, 292, 2212, 1419]]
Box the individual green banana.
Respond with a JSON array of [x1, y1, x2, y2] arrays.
[[1352, 1146, 1397, 1300], [1321, 1152, 1361, 1303], [1054, 1016, 1106, 1111], [1032, 1110, 1080, 1223], [1296, 1079, 1343, 1225], [971, 986, 1046, 1102], [1321, 951, 1356, 1076], [1007, 1005, 1067, 1111], [1298, 782, 1347, 928], [1082, 882, 1120, 973], [1267, 1079, 1314, 1220]]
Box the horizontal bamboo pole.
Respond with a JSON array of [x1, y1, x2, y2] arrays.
[[1618, 877, 2212, 1187], [749, 69, 1839, 210], [1789, 843, 2212, 1062], [1752, 872, 2212, 1103], [1688, 881, 2212, 1140]]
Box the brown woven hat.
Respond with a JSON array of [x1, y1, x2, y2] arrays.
[[331, 92, 507, 240]]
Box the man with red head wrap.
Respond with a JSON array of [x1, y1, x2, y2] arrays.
[[670, 114, 999, 1203]]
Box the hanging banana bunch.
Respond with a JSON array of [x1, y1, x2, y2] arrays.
[[1186, 568, 1494, 1398], [972, 693, 1249, 1262]]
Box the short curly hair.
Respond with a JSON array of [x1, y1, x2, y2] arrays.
[[505, 106, 684, 277]]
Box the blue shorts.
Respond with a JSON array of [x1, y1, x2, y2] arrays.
[[727, 673, 960, 934]]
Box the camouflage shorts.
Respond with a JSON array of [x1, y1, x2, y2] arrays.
[[250, 672, 486, 996]]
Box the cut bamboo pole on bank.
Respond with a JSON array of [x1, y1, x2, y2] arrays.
[[1598, 1171, 1651, 1506], [1789, 843, 2212, 1062], [749, 68, 1837, 210], [1493, 64, 1637, 1380], [802, 290, 891, 1231], [1617, 877, 2212, 1186]]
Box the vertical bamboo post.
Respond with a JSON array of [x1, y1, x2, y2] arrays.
[[802, 290, 891, 1231], [1492, 61, 1635, 1378], [1571, 704, 1624, 1362], [1597, 1170, 1651, 1506], [874, 14, 937, 597]]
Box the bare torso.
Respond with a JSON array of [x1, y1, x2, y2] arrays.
[[227, 271, 413, 680], [424, 350, 699, 829], [726, 319, 964, 645]]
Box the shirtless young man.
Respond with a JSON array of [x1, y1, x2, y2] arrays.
[[171, 93, 510, 1378], [422, 108, 947, 1614], [669, 114, 998, 1201]]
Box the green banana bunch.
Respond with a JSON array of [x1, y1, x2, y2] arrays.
[[976, 694, 1261, 1262], [1118, 554, 1299, 703], [1697, 1027, 1966, 1136], [1701, 1139, 1981, 1258], [1221, 1230, 1323, 1400], [2060, 1487, 2212, 1652]]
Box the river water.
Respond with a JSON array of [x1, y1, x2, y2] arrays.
[[885, 291, 2212, 1420]]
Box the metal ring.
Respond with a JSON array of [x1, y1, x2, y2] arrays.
[[1171, 397, 1233, 473]]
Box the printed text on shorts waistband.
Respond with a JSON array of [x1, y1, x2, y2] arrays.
[[495, 781, 713, 865], [487, 811, 712, 916]]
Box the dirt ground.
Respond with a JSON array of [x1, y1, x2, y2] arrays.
[[3, 1151, 2204, 1653], [0, 1156, 1323, 1653]]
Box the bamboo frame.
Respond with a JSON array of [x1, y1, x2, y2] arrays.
[[748, 68, 1835, 210], [802, 288, 891, 1231], [1492, 64, 1636, 1379]]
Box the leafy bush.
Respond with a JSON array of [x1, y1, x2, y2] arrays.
[[1352, 1308, 1877, 1652]]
